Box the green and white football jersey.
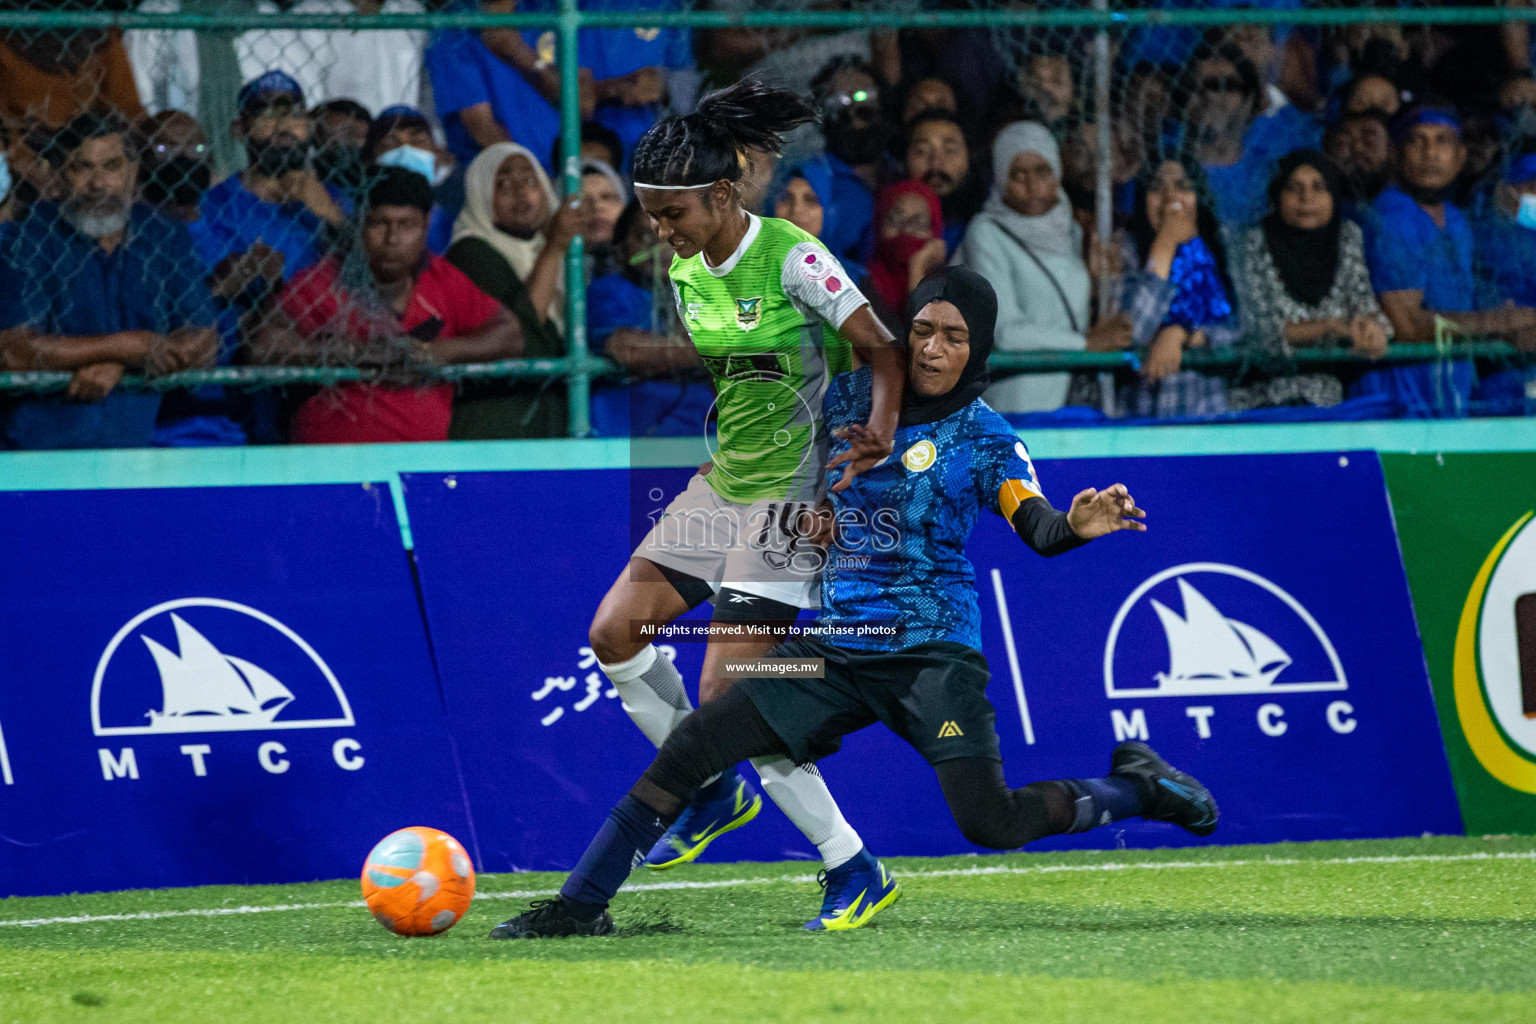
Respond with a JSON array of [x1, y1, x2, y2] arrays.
[[670, 214, 868, 504]]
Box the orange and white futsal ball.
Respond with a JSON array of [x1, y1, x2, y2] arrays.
[[361, 826, 476, 936]]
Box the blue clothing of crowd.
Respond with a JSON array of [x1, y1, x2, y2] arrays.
[[0, 204, 217, 450]]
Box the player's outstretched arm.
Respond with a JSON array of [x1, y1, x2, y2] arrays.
[[1006, 483, 1145, 557], [1065, 484, 1148, 540], [828, 305, 901, 492]]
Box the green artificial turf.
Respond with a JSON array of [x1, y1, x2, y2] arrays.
[[2, 835, 1534, 1023]]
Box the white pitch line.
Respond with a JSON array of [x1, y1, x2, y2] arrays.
[[2, 850, 1531, 929]]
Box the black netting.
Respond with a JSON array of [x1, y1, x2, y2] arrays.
[[0, 2, 1531, 447]]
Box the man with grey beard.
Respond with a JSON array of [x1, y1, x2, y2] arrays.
[[0, 112, 217, 449]]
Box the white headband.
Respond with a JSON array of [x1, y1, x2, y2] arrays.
[[633, 181, 713, 190]]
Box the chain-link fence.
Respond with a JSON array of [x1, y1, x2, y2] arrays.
[[0, 2, 1532, 447]]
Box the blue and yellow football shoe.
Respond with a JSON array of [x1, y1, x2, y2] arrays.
[[642, 772, 762, 870], [804, 848, 901, 932]]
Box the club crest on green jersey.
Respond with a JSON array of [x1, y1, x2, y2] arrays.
[[735, 296, 764, 330]]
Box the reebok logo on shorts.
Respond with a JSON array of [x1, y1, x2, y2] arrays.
[[728, 593, 758, 604], [937, 721, 964, 738]]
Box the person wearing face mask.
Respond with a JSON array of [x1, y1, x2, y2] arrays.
[[1475, 152, 1536, 310], [365, 104, 462, 255], [139, 110, 215, 222], [1362, 105, 1536, 416], [443, 141, 583, 438], [191, 72, 345, 318], [956, 122, 1134, 414], [863, 180, 946, 331], [810, 55, 889, 264], [1235, 150, 1391, 412], [0, 121, 18, 230], [138, 110, 250, 447], [1176, 44, 1272, 227], [310, 98, 372, 202]]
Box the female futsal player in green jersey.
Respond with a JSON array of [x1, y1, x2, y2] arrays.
[[581, 80, 907, 929]]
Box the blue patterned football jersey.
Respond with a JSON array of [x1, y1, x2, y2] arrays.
[[816, 366, 1043, 652]]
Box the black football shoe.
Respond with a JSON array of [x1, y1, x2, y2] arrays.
[[1110, 741, 1219, 837], [488, 897, 616, 939]]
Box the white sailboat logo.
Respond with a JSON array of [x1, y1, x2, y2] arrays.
[[140, 614, 295, 731], [1103, 563, 1348, 699], [1150, 579, 1293, 692]]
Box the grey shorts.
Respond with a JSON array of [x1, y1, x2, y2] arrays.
[[634, 473, 824, 610]]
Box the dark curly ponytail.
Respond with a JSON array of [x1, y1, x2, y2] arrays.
[[632, 79, 816, 188]]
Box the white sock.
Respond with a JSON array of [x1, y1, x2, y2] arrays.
[[750, 756, 863, 870], [600, 645, 691, 749]]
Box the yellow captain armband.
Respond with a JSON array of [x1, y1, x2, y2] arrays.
[[997, 479, 1043, 520]]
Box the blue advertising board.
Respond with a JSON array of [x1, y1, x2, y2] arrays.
[[405, 450, 1461, 870], [401, 466, 832, 872], [0, 484, 474, 897], [969, 450, 1462, 851]]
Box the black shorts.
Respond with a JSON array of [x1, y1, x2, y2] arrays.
[[736, 638, 1001, 766]]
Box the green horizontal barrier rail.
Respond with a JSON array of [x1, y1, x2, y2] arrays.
[[4, 2, 1528, 432], [1, 344, 1520, 394], [989, 341, 1526, 372], [0, 7, 1533, 31], [0, 355, 617, 395]]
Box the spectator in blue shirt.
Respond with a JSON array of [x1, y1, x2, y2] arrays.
[[587, 199, 712, 436], [544, 0, 696, 163], [192, 72, 346, 318], [365, 105, 459, 254], [138, 110, 246, 447], [1362, 106, 1536, 416], [423, 1, 561, 172], [1209, 21, 1322, 161], [810, 55, 887, 263], [1176, 44, 1275, 228], [0, 113, 217, 450], [1474, 151, 1536, 310]]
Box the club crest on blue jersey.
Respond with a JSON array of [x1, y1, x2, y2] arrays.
[[903, 440, 938, 472], [735, 296, 764, 330]]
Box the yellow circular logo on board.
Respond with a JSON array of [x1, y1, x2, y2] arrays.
[[1454, 510, 1536, 792], [635, 26, 661, 42], [537, 31, 556, 65], [902, 439, 937, 473]]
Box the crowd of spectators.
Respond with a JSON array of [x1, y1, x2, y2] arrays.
[[2, 3, 1536, 449]]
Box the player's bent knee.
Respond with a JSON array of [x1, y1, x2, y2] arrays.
[[588, 610, 638, 666]]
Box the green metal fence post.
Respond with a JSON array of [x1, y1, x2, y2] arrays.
[[559, 0, 591, 438]]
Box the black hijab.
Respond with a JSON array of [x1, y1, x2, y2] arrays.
[[901, 266, 996, 426], [1261, 149, 1348, 307]]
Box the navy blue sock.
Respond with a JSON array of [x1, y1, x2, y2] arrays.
[[1060, 775, 1144, 833], [693, 767, 740, 804], [559, 794, 673, 912]]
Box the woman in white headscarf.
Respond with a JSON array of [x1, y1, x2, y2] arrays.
[[446, 142, 582, 437], [956, 121, 1131, 412]]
